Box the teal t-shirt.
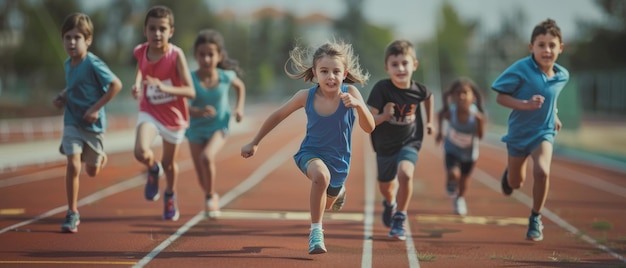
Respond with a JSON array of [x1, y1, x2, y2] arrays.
[[186, 69, 236, 139], [63, 52, 117, 133]]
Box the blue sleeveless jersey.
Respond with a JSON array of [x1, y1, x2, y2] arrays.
[[443, 104, 479, 162], [294, 84, 355, 177]]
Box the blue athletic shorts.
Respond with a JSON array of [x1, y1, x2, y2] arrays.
[[376, 146, 418, 183]]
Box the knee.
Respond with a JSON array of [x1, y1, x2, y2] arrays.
[[447, 168, 460, 180], [200, 154, 215, 167], [85, 166, 99, 177], [134, 149, 148, 162]]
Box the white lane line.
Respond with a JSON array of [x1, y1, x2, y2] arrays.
[[0, 174, 145, 234], [132, 136, 302, 268], [472, 168, 626, 263], [551, 165, 626, 198], [361, 134, 375, 268]]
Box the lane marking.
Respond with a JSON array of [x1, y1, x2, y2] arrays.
[[0, 261, 136, 265], [216, 209, 364, 221], [472, 168, 626, 263], [0, 208, 25, 215], [416, 215, 528, 226], [132, 136, 303, 268], [361, 134, 375, 268]]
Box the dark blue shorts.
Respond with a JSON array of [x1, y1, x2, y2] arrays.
[[376, 146, 418, 182]]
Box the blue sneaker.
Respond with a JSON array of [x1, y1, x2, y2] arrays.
[[526, 214, 544, 241], [308, 228, 327, 254], [163, 193, 180, 221], [145, 163, 162, 201], [453, 196, 467, 216], [382, 200, 396, 227], [389, 212, 407, 240], [61, 210, 80, 233], [501, 168, 513, 196], [331, 186, 346, 211]]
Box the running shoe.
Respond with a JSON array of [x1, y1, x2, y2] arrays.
[[308, 228, 327, 254], [389, 212, 407, 241], [163, 193, 180, 221], [61, 210, 80, 233], [382, 200, 396, 227], [446, 180, 458, 197], [145, 163, 162, 201], [205, 193, 221, 219], [526, 214, 544, 241], [453, 196, 467, 216], [501, 168, 513, 196], [331, 186, 346, 211]]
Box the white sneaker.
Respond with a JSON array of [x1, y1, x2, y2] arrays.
[[454, 196, 467, 216], [205, 193, 221, 219]]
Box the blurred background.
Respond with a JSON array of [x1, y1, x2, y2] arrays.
[[0, 0, 624, 164]]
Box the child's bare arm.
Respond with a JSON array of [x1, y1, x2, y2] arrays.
[[344, 85, 375, 133], [83, 78, 123, 123], [231, 77, 246, 123], [241, 89, 306, 158]]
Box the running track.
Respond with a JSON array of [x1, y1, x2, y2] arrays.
[[1, 104, 625, 268]]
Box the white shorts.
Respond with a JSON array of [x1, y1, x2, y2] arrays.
[[136, 112, 186, 144]]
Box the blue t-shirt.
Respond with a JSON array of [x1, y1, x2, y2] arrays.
[[186, 69, 236, 138], [444, 104, 479, 162], [294, 84, 355, 178], [491, 55, 569, 145], [63, 52, 117, 133]]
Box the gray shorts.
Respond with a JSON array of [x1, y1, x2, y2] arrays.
[[59, 125, 106, 167], [376, 146, 419, 182]]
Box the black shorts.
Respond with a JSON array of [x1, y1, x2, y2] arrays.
[[444, 153, 475, 176]]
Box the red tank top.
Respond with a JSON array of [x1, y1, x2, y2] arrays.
[[134, 43, 189, 130]]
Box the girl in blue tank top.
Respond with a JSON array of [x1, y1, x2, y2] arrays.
[[436, 78, 485, 216], [241, 41, 375, 254]]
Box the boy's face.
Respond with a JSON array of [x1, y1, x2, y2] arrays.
[[385, 54, 418, 88], [529, 33, 563, 70], [144, 17, 174, 49], [63, 28, 91, 60]]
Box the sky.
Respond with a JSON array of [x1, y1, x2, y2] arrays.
[[206, 0, 606, 42]]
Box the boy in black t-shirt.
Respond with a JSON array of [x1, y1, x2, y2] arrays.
[[366, 40, 433, 241]]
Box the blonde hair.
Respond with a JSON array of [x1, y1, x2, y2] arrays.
[[284, 40, 369, 86]]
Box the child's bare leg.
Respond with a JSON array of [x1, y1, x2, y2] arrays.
[[203, 131, 227, 195], [65, 154, 81, 212], [134, 123, 159, 168], [530, 141, 553, 213], [506, 155, 529, 189], [395, 161, 415, 213], [161, 140, 180, 193], [306, 160, 330, 223]]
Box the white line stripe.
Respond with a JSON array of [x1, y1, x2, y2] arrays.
[[132, 136, 302, 268], [551, 166, 626, 198], [0, 175, 145, 234], [404, 225, 420, 267], [472, 168, 626, 263], [361, 134, 375, 268]]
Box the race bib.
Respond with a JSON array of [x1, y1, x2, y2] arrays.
[[449, 128, 472, 148], [146, 79, 176, 105]]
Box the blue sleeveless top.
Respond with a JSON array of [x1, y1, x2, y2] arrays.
[[443, 104, 479, 162], [294, 84, 355, 176]]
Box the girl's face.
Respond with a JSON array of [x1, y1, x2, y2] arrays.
[[453, 84, 474, 110], [194, 43, 221, 71], [385, 53, 418, 88], [313, 55, 347, 92], [144, 17, 173, 50], [63, 28, 91, 61], [529, 33, 563, 71]]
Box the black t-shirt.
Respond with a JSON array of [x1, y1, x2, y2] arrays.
[[367, 79, 432, 156]]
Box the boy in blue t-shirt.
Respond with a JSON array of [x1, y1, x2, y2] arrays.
[[52, 13, 122, 233], [492, 18, 569, 242]]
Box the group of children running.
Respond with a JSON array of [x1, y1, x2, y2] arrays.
[[53, 5, 569, 254]]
